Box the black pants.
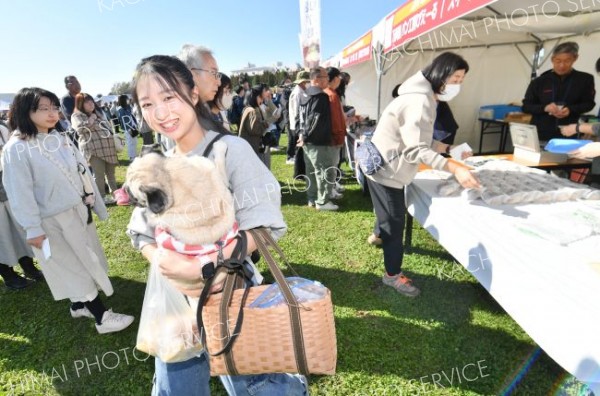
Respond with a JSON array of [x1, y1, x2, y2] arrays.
[[286, 128, 297, 160], [366, 178, 405, 275]]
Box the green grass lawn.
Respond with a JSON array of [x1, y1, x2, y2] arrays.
[[0, 135, 592, 395]]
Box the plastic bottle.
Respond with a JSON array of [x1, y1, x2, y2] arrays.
[[249, 277, 327, 308]]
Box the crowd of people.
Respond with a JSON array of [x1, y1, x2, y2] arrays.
[[0, 38, 598, 394]]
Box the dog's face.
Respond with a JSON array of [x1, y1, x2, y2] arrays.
[[125, 152, 173, 214]]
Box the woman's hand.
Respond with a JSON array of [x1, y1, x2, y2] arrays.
[[27, 235, 46, 249], [569, 142, 600, 159], [454, 166, 481, 189], [154, 248, 202, 283]]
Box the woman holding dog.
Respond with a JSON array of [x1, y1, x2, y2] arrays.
[[126, 55, 307, 396], [366, 52, 480, 298]]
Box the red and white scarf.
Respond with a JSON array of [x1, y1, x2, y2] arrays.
[[155, 222, 239, 264]]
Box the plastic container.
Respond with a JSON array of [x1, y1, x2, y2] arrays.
[[249, 277, 327, 308], [479, 105, 522, 120], [544, 138, 592, 154]]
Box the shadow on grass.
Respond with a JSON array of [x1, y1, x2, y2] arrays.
[[0, 276, 152, 396]]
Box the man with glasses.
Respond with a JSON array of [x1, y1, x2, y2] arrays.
[[60, 75, 81, 121], [178, 44, 222, 103], [298, 67, 337, 211]]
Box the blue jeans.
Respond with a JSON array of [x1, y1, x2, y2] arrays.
[[152, 353, 309, 396]]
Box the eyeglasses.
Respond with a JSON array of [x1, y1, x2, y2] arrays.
[[36, 106, 61, 113], [191, 68, 222, 81]]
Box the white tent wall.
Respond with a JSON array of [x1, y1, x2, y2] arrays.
[[343, 60, 379, 121], [345, 44, 537, 152]]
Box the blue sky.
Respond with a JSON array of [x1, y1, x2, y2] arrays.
[[0, 0, 399, 97]]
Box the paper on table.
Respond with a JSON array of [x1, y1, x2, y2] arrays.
[[450, 143, 473, 160], [42, 238, 51, 260]]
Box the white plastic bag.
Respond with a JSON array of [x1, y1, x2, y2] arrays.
[[136, 251, 202, 362]]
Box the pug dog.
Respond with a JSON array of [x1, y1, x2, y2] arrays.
[[125, 141, 235, 246]]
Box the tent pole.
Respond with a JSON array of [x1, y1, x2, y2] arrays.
[[530, 42, 543, 80], [373, 43, 386, 120]]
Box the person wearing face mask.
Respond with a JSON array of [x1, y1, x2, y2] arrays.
[[208, 73, 233, 132], [365, 52, 480, 297]]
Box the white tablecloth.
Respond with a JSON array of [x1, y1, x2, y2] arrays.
[[406, 170, 600, 392]]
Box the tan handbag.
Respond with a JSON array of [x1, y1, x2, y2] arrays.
[[197, 228, 337, 376]]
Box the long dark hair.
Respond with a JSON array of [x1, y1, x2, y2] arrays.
[[247, 84, 265, 109], [422, 52, 469, 94], [8, 87, 60, 138], [131, 55, 226, 134]]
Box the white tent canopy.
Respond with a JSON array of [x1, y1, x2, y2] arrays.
[[338, 0, 600, 152]]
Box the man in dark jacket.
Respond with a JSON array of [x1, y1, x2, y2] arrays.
[[522, 42, 595, 142], [60, 75, 81, 121], [297, 67, 337, 211]]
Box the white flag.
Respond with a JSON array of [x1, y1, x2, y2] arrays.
[[299, 0, 321, 68]]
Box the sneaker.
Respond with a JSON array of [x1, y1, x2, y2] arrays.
[[286, 158, 295, 165], [307, 200, 315, 207], [316, 201, 339, 211], [330, 191, 344, 200], [70, 306, 95, 319], [367, 234, 383, 246], [335, 182, 345, 192], [382, 273, 420, 297], [103, 196, 116, 205], [270, 146, 280, 152], [2, 273, 31, 290], [113, 188, 130, 206], [95, 309, 135, 334]]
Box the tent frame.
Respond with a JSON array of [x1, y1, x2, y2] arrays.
[[370, 4, 600, 118]]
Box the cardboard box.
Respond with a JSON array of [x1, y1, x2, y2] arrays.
[[479, 104, 522, 120], [504, 112, 532, 124]]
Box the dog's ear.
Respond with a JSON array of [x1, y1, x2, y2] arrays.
[[141, 186, 169, 214]]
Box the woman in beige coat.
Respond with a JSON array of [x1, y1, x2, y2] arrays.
[[2, 88, 133, 334], [366, 52, 480, 297]]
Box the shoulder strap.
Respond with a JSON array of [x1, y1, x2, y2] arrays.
[[202, 133, 226, 157], [239, 107, 251, 131]]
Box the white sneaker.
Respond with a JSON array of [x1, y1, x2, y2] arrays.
[[316, 202, 339, 211], [335, 182, 345, 192], [70, 306, 95, 319], [286, 158, 295, 165], [330, 191, 344, 200], [95, 309, 134, 334], [307, 200, 315, 207]]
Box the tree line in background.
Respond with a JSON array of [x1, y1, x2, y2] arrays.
[[107, 68, 301, 96]]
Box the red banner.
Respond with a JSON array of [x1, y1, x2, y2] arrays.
[[340, 31, 372, 68], [384, 0, 497, 53]]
